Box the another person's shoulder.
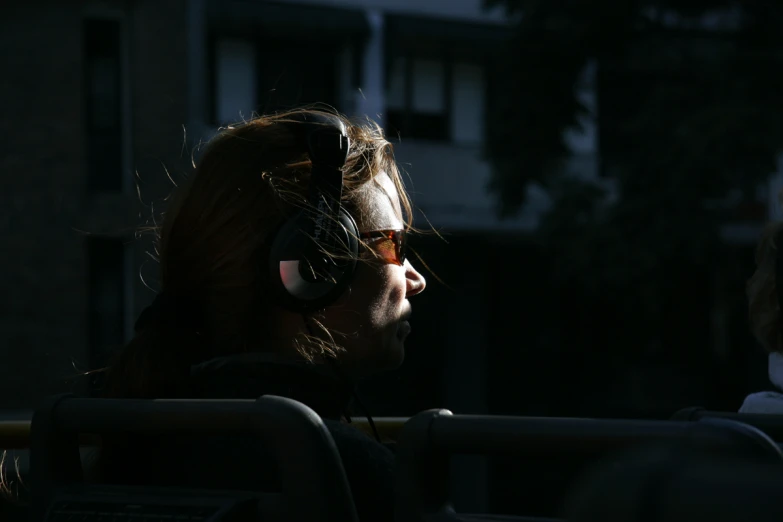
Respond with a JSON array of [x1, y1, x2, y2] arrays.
[[741, 352, 783, 414], [739, 390, 783, 414]]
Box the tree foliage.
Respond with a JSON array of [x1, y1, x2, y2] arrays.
[[484, 0, 783, 365], [486, 0, 783, 210]]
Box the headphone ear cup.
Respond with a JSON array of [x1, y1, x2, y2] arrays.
[[267, 209, 360, 312]]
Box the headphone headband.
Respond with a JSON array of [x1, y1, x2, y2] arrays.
[[267, 112, 360, 312], [287, 113, 350, 263]]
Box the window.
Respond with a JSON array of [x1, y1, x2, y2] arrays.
[[451, 62, 485, 145], [386, 56, 485, 143], [411, 59, 446, 114], [215, 39, 257, 124], [83, 18, 124, 191], [210, 37, 339, 124], [257, 42, 338, 114], [387, 56, 448, 141], [387, 57, 407, 111], [87, 237, 127, 391]]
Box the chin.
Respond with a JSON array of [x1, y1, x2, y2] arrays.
[[347, 341, 405, 380]]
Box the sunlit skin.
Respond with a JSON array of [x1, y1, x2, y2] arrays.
[[271, 172, 427, 379], [321, 172, 427, 378]]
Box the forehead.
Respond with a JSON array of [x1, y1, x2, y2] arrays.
[[353, 172, 403, 232]]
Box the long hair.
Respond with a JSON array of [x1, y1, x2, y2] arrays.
[[0, 450, 25, 508], [101, 109, 412, 400]]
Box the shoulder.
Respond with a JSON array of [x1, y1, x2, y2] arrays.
[[739, 391, 783, 414]]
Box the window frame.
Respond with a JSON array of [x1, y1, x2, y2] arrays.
[[82, 8, 132, 194], [207, 31, 362, 126]]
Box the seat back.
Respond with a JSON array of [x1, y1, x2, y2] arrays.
[[394, 410, 782, 522], [29, 394, 359, 522], [0, 411, 33, 450], [565, 442, 783, 522], [673, 406, 783, 442]]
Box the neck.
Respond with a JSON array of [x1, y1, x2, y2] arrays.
[[189, 351, 356, 420]]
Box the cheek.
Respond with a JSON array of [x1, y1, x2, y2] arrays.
[[384, 272, 406, 307], [339, 265, 403, 329], [357, 267, 396, 323]]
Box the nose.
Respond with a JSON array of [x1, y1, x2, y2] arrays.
[[404, 260, 427, 297]]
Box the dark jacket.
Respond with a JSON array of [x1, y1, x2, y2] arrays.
[[100, 354, 395, 522]]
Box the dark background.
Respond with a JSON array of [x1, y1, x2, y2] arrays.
[[2, 0, 782, 515]]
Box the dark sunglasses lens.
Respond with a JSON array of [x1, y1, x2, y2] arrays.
[[396, 231, 406, 264]]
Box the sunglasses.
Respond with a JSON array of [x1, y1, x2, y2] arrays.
[[359, 229, 407, 266]]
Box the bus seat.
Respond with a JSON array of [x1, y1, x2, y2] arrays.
[[673, 406, 783, 443], [0, 411, 33, 450], [394, 410, 782, 522], [28, 394, 358, 522]]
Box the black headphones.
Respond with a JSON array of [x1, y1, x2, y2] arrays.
[[266, 112, 360, 312]]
